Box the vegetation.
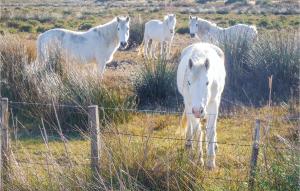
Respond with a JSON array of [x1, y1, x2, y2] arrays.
[[221, 30, 299, 105], [0, 36, 135, 131], [0, 1, 299, 190], [134, 57, 179, 108]]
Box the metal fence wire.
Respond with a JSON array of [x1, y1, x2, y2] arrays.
[[0, 99, 297, 189]]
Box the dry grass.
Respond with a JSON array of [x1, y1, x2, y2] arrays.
[[6, 104, 299, 190]]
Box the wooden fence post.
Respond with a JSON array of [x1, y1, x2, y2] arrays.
[[88, 105, 101, 180], [248, 119, 260, 191], [0, 97, 9, 190]]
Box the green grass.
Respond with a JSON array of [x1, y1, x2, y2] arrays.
[[6, 106, 299, 190]]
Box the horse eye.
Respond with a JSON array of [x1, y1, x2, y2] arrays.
[[117, 28, 120, 31], [188, 81, 191, 86], [206, 82, 209, 86], [196, 24, 198, 27]]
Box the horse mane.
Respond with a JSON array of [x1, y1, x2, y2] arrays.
[[91, 18, 118, 42]]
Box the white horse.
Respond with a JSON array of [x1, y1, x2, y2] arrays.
[[189, 16, 257, 45], [36, 16, 130, 78], [144, 14, 176, 59], [177, 42, 226, 169]]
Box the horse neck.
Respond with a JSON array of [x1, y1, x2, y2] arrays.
[[209, 24, 224, 37], [95, 20, 119, 49]]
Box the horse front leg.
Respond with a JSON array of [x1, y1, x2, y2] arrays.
[[205, 101, 219, 170], [194, 118, 204, 166], [185, 114, 193, 150], [167, 40, 172, 59], [96, 58, 106, 80], [144, 39, 149, 59]]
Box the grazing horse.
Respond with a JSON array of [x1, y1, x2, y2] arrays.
[[36, 16, 130, 78], [189, 16, 257, 45], [177, 42, 226, 169], [144, 14, 176, 59]]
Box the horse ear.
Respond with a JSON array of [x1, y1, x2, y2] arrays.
[[205, 59, 210, 70], [189, 59, 193, 69], [117, 17, 120, 22], [126, 16, 130, 22]]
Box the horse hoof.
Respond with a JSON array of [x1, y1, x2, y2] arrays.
[[206, 160, 216, 170], [198, 158, 204, 166], [185, 144, 192, 150]]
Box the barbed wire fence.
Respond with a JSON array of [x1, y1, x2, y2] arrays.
[[0, 97, 297, 190]]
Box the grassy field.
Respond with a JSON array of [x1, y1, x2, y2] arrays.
[[7, 106, 299, 190], [0, 0, 299, 190]]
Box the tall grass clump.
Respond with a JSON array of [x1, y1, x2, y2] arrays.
[[0, 35, 135, 131], [127, 17, 145, 49], [134, 57, 179, 108], [220, 30, 299, 106], [220, 31, 254, 105], [249, 31, 299, 103]]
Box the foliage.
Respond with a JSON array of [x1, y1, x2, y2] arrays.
[[134, 57, 179, 108], [127, 18, 145, 49], [0, 35, 135, 131], [220, 30, 299, 106]]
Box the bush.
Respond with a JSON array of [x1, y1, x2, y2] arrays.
[[78, 22, 93, 31], [258, 19, 271, 28], [224, 0, 247, 4], [196, 0, 217, 4], [36, 26, 49, 33], [220, 30, 299, 106], [176, 27, 189, 34], [127, 18, 145, 49], [6, 21, 20, 28], [249, 31, 299, 104], [19, 24, 33, 32], [134, 57, 179, 108]]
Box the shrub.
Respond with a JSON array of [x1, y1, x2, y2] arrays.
[[258, 19, 271, 28], [196, 0, 217, 4], [19, 24, 33, 32], [36, 26, 49, 33], [224, 0, 247, 4], [228, 19, 237, 26], [249, 31, 299, 104], [78, 22, 93, 31], [134, 57, 179, 108], [127, 18, 145, 49], [6, 21, 20, 28], [176, 27, 189, 34], [220, 30, 299, 105]]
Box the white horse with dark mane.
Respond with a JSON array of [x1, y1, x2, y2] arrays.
[[177, 42, 226, 169], [37, 16, 130, 77], [189, 16, 257, 45], [144, 14, 176, 58]]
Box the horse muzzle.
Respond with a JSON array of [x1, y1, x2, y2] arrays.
[[192, 107, 205, 118], [120, 42, 128, 49], [190, 33, 195, 38]]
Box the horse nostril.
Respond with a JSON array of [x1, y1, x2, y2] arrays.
[[200, 108, 204, 114], [121, 42, 127, 47]]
